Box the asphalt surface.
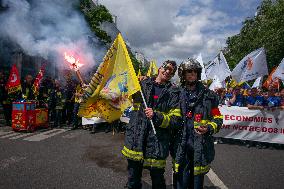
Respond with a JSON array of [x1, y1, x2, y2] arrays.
[[0, 125, 283, 189], [212, 140, 284, 189]]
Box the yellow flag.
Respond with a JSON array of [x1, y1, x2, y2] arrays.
[[226, 79, 237, 88], [78, 33, 141, 122], [226, 78, 246, 89], [137, 69, 141, 77], [146, 60, 158, 77]]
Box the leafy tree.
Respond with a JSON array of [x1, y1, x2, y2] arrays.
[[79, 0, 141, 73], [79, 0, 113, 44], [225, 0, 284, 72], [127, 50, 140, 74], [141, 66, 148, 76]]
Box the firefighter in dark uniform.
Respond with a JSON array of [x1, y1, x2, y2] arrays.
[[71, 84, 83, 130], [0, 71, 8, 126], [174, 58, 223, 189], [122, 60, 182, 189], [22, 74, 35, 100], [63, 75, 76, 125], [49, 79, 66, 128]]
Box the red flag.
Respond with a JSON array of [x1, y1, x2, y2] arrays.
[[263, 68, 280, 89], [6, 64, 21, 94], [32, 65, 45, 96]]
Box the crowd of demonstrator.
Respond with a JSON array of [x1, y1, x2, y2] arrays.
[[213, 83, 284, 149], [214, 84, 284, 109], [0, 70, 82, 129]]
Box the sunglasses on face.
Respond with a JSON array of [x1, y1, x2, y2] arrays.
[[187, 69, 198, 73], [162, 65, 175, 74]]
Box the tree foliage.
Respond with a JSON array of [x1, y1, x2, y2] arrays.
[[127, 50, 140, 74], [225, 0, 284, 71], [79, 1, 141, 73], [141, 66, 148, 76], [80, 0, 113, 44]]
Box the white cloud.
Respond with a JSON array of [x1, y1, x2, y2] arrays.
[[100, 0, 260, 65]]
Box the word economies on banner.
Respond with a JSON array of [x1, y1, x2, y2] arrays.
[[216, 106, 284, 144]]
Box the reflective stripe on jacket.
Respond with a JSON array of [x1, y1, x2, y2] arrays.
[[175, 82, 223, 175], [122, 78, 182, 168]]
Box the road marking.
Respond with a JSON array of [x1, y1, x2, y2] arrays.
[[38, 129, 59, 135], [0, 132, 21, 139], [207, 169, 228, 189], [0, 156, 26, 170], [23, 129, 69, 141], [0, 131, 14, 137], [10, 133, 35, 139]]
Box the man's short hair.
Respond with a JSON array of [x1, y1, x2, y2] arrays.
[[160, 60, 177, 75]]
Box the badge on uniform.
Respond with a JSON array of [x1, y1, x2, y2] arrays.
[[186, 111, 193, 118], [194, 113, 202, 122]]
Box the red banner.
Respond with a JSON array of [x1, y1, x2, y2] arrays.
[[6, 64, 21, 94], [33, 65, 45, 96]]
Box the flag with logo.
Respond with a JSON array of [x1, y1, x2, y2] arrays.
[[78, 33, 141, 122], [147, 60, 158, 77], [231, 48, 268, 83], [272, 58, 284, 81], [205, 51, 231, 81], [263, 68, 280, 89], [205, 56, 218, 80], [33, 65, 45, 97], [196, 53, 207, 80], [6, 64, 21, 94], [218, 51, 231, 81]]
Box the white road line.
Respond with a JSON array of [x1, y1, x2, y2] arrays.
[[23, 129, 69, 141], [10, 133, 35, 140], [38, 129, 59, 135], [0, 132, 21, 139], [0, 156, 26, 170], [207, 169, 228, 189], [0, 131, 14, 137]]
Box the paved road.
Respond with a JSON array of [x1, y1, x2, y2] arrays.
[[212, 141, 284, 189], [0, 125, 283, 189]]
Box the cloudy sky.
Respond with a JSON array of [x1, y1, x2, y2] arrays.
[[99, 0, 262, 65]]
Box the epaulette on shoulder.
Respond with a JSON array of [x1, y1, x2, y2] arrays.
[[170, 85, 181, 93], [204, 89, 217, 99]]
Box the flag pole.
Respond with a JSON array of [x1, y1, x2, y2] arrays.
[[140, 90, 157, 135]]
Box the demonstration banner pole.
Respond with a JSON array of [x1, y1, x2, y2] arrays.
[[140, 90, 157, 135]]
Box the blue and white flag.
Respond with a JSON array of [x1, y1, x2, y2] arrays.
[[218, 51, 231, 81], [231, 47, 268, 82], [205, 56, 218, 80], [205, 51, 231, 82], [272, 58, 284, 81]]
